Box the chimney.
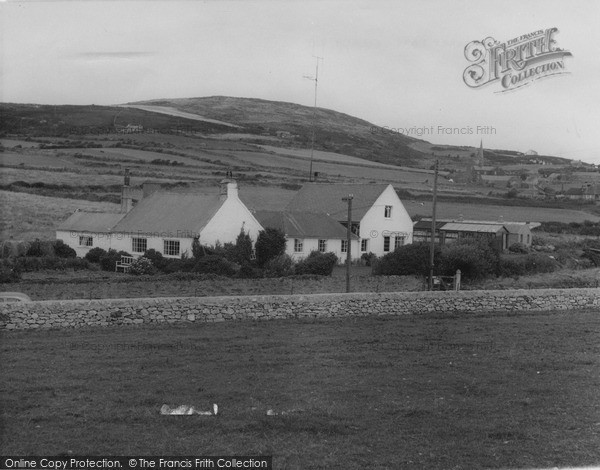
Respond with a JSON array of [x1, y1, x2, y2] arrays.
[[219, 179, 238, 201], [458, 214, 464, 222], [498, 215, 504, 223], [120, 169, 133, 213]]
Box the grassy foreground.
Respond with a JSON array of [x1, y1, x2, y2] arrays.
[[1, 310, 599, 469]]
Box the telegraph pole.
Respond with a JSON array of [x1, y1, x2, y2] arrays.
[[429, 160, 439, 290], [303, 56, 323, 182], [342, 194, 353, 293]]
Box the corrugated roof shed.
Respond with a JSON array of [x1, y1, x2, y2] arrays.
[[255, 210, 357, 239], [57, 211, 126, 232], [286, 183, 390, 220], [441, 222, 507, 233], [112, 192, 224, 236]]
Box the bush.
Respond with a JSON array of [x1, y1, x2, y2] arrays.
[[361, 252, 377, 267], [499, 253, 558, 277], [0, 263, 21, 283], [85, 247, 107, 263], [26, 239, 54, 257], [373, 242, 436, 276], [193, 255, 238, 276], [508, 242, 529, 254], [233, 228, 253, 265], [128, 257, 157, 275], [439, 239, 500, 281], [53, 240, 77, 258], [235, 262, 262, 279], [264, 254, 294, 277], [295, 251, 338, 276], [144, 249, 168, 272], [0, 257, 92, 272], [255, 228, 286, 266], [99, 249, 131, 271]]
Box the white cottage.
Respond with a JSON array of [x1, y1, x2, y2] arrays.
[[286, 183, 413, 257], [254, 210, 360, 263], [56, 180, 263, 259]]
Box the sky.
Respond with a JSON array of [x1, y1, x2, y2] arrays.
[[1, 0, 599, 163]]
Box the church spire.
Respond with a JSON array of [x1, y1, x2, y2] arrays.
[[478, 140, 484, 168]]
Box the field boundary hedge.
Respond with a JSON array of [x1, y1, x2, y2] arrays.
[[1, 288, 598, 330]]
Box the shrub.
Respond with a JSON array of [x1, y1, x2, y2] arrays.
[[295, 251, 338, 276], [508, 242, 529, 254], [255, 228, 286, 266], [235, 262, 262, 279], [499, 253, 558, 277], [264, 254, 294, 277], [53, 240, 77, 258], [361, 252, 377, 267], [128, 257, 157, 275], [438, 239, 500, 281], [373, 242, 437, 276], [99, 249, 131, 271], [233, 228, 253, 265], [85, 247, 107, 263], [191, 237, 205, 260], [193, 255, 238, 276], [144, 249, 168, 272], [0, 263, 21, 283], [26, 239, 54, 257]]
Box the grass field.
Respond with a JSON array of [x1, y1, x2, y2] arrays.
[[0, 190, 120, 241], [1, 309, 599, 469], [405, 199, 600, 223]]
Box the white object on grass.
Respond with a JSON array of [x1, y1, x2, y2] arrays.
[[160, 404, 218, 416]]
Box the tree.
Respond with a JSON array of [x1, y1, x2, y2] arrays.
[[233, 228, 253, 265], [255, 228, 286, 266], [191, 236, 204, 260]]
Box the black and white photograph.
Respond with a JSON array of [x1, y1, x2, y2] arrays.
[[1, 0, 599, 468]]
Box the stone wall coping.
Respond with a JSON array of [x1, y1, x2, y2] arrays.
[[1, 287, 599, 311]]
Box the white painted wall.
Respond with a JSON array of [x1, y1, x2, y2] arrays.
[[56, 230, 112, 258], [200, 194, 263, 247], [285, 237, 360, 264], [358, 185, 413, 257]]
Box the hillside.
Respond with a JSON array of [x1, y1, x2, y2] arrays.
[[123, 96, 430, 167], [1, 97, 575, 171]]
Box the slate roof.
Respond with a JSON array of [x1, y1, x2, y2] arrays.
[[112, 192, 224, 236], [57, 211, 126, 233], [503, 223, 532, 234], [255, 210, 358, 239], [286, 183, 390, 221]]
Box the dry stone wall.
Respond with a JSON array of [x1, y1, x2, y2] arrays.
[[1, 288, 598, 331]]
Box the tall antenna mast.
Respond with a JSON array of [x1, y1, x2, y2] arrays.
[[303, 55, 323, 182]]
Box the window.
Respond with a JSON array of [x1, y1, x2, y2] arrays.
[[79, 236, 93, 247], [294, 239, 303, 252], [384, 205, 392, 218], [520, 234, 523, 243], [526, 234, 530, 244], [394, 236, 405, 250], [132, 237, 147, 253], [383, 236, 390, 252], [341, 240, 348, 253], [361, 239, 368, 252], [318, 239, 327, 252], [163, 239, 180, 256]]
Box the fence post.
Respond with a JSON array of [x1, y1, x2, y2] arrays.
[[454, 269, 461, 291]]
